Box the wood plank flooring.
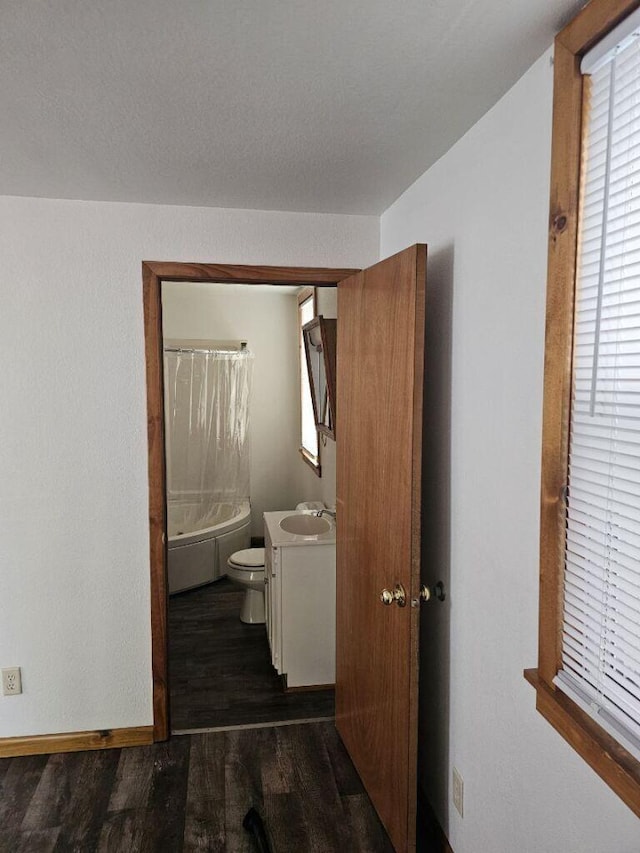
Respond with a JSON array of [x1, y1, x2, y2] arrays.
[[0, 722, 396, 852], [169, 580, 334, 731]]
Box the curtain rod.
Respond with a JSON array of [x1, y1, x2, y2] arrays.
[[164, 341, 248, 355]]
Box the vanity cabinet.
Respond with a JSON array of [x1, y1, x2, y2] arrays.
[[264, 517, 336, 688]]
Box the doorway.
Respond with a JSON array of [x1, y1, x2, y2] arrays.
[[161, 279, 336, 730], [143, 248, 428, 853], [142, 261, 358, 740]]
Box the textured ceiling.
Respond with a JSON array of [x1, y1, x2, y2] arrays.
[[0, 0, 580, 214]]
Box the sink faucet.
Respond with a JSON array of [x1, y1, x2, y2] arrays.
[[315, 508, 336, 520]]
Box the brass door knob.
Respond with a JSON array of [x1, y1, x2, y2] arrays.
[[420, 581, 446, 602], [380, 583, 407, 607], [380, 589, 394, 606], [394, 583, 407, 607]]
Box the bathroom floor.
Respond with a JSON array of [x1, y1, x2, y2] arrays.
[[168, 578, 335, 731]]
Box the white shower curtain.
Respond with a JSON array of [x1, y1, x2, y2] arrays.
[[163, 346, 253, 532]]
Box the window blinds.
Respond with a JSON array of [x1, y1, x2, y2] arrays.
[[555, 28, 640, 760]]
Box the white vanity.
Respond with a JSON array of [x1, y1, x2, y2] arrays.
[[263, 510, 336, 688]]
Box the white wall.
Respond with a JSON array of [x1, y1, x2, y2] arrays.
[[162, 282, 333, 535], [381, 51, 640, 851], [0, 196, 377, 738]]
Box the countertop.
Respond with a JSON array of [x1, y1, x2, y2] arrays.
[[263, 510, 336, 548]]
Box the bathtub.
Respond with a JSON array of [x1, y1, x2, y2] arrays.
[[167, 499, 251, 594]]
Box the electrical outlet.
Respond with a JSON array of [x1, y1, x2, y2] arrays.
[[2, 667, 22, 696], [453, 767, 464, 817]]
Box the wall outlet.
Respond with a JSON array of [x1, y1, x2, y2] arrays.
[[2, 667, 22, 696], [453, 767, 464, 817]]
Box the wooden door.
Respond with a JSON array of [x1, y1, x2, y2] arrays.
[[336, 245, 426, 853]]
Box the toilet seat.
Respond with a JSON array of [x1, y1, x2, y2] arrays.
[[228, 548, 265, 569]]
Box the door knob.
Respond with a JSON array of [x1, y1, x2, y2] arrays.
[[419, 581, 446, 602], [380, 589, 394, 605], [380, 583, 407, 607]]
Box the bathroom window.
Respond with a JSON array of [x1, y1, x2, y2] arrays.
[[529, 0, 640, 817], [298, 288, 321, 475]]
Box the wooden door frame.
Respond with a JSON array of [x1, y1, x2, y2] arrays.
[[142, 260, 359, 740]]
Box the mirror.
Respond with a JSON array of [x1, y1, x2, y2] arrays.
[[302, 315, 337, 439]]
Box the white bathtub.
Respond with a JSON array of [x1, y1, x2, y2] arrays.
[[167, 499, 251, 594]]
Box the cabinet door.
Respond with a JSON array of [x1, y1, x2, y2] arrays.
[[280, 544, 336, 687], [270, 546, 282, 673], [264, 530, 273, 653]]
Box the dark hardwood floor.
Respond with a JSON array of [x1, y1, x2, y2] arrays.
[[0, 583, 441, 851], [169, 579, 334, 731], [0, 722, 397, 852]]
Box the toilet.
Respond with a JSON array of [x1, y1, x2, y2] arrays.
[[226, 548, 266, 624]]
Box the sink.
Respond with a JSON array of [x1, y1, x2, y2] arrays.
[[279, 513, 332, 535]]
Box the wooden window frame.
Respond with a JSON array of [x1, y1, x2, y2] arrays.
[[297, 287, 322, 476], [525, 0, 640, 818]]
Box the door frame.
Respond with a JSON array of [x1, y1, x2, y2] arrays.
[[142, 260, 359, 740]]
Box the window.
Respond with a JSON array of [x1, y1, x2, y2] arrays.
[[557, 14, 640, 760], [528, 0, 640, 818], [298, 288, 321, 475]]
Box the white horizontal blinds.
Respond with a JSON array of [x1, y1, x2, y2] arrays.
[[555, 26, 640, 760]]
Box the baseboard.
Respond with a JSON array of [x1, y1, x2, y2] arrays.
[[0, 725, 154, 758], [282, 676, 334, 693], [417, 783, 454, 853]]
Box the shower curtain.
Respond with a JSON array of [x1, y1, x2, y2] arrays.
[[163, 346, 253, 532]]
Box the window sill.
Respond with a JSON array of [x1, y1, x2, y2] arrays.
[[299, 447, 321, 478], [524, 668, 640, 819]]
